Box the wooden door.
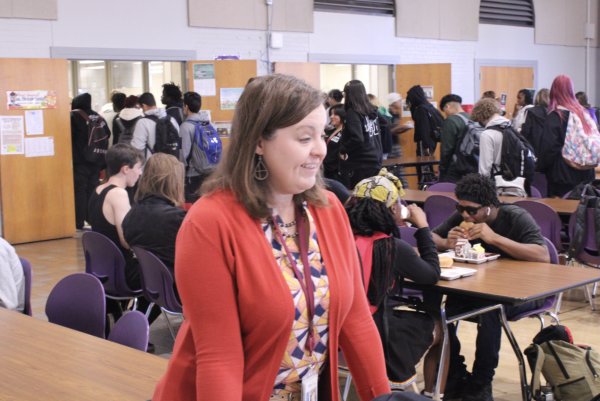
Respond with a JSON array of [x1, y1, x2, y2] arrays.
[[273, 62, 321, 89], [0, 58, 75, 244], [188, 60, 258, 148], [480, 66, 534, 119], [395, 63, 451, 189]]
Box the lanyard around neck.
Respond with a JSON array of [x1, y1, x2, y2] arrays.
[[272, 206, 316, 357]]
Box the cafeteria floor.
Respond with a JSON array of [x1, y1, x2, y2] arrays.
[[15, 231, 600, 401]]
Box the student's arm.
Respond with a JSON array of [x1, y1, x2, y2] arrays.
[[112, 119, 121, 145], [439, 117, 458, 173], [466, 223, 550, 262], [415, 107, 433, 154], [130, 119, 148, 152], [109, 189, 132, 249], [431, 211, 466, 251], [180, 122, 192, 166], [478, 130, 495, 177]]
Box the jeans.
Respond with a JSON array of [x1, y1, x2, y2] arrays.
[[446, 296, 540, 384], [73, 163, 101, 229]]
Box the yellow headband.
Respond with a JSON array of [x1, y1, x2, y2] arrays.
[[352, 168, 405, 207]]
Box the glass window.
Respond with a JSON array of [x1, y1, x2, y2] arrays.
[[320, 64, 352, 95], [148, 62, 185, 106], [111, 61, 143, 96], [77, 60, 107, 112]]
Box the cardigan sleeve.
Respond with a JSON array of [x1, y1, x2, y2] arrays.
[[175, 209, 245, 400], [334, 198, 391, 401]]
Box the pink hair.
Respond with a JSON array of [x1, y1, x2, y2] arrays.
[[549, 75, 594, 135]]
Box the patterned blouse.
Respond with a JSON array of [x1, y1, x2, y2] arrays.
[[262, 203, 331, 395]]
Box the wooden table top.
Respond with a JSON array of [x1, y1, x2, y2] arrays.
[[383, 156, 440, 167], [402, 189, 580, 215], [0, 308, 168, 400], [405, 258, 600, 305]]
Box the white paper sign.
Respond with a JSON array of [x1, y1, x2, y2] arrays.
[[25, 110, 44, 135], [194, 79, 216, 97], [0, 116, 25, 154], [25, 136, 54, 157]]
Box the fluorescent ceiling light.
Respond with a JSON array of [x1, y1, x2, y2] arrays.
[[133, 62, 142, 65], [79, 61, 103, 64], [83, 66, 105, 70]]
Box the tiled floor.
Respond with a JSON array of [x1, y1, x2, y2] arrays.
[[14, 233, 600, 399]]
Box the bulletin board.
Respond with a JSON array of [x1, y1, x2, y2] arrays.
[[273, 62, 321, 90], [0, 58, 75, 244], [396, 63, 451, 190], [188, 60, 257, 147]]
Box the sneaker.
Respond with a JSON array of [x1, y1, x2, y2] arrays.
[[464, 378, 493, 401], [444, 371, 471, 401]]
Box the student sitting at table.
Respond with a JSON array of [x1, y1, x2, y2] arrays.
[[122, 153, 187, 301], [345, 169, 446, 398], [431, 173, 549, 401], [0, 237, 24, 313]]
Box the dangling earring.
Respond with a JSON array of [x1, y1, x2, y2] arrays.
[[253, 155, 269, 181]]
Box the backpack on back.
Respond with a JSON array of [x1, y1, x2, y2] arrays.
[[489, 123, 536, 196], [425, 106, 444, 143], [453, 114, 485, 175], [145, 115, 181, 158], [525, 325, 600, 401], [72, 109, 109, 165], [561, 108, 600, 170], [114, 116, 140, 145], [185, 120, 222, 175]]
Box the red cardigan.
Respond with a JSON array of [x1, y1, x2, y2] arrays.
[[152, 190, 390, 401]]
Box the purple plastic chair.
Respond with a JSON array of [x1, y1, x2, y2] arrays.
[[508, 238, 561, 329], [45, 273, 106, 338], [513, 200, 564, 252], [19, 258, 32, 316], [562, 190, 573, 199], [399, 226, 418, 247], [424, 195, 458, 230], [107, 310, 149, 352], [82, 231, 143, 312], [530, 186, 542, 198], [532, 172, 548, 198], [426, 183, 456, 193], [132, 246, 183, 340]]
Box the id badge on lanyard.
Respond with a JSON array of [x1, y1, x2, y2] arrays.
[[272, 206, 319, 401]]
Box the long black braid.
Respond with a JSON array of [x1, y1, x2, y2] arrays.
[[345, 196, 400, 309]]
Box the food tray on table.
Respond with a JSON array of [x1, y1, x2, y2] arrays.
[[441, 250, 501, 265]]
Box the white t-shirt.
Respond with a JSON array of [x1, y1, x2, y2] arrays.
[[0, 238, 24, 313]]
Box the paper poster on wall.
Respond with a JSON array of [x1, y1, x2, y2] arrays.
[[421, 86, 434, 100], [0, 116, 25, 155], [25, 136, 54, 157], [220, 88, 244, 110], [401, 99, 411, 118], [214, 121, 232, 137], [7, 90, 57, 110], [25, 110, 44, 135], [198, 110, 211, 124], [430, 102, 438, 110], [193, 63, 216, 97]]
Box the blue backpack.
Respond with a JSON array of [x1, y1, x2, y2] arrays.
[[186, 121, 222, 174]]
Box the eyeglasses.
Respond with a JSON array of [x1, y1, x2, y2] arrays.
[[455, 204, 485, 216]]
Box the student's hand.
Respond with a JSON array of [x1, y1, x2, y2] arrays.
[[445, 226, 468, 249], [467, 223, 499, 244], [404, 204, 428, 229]]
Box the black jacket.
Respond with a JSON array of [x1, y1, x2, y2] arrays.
[[406, 85, 443, 153], [339, 108, 383, 171], [165, 100, 185, 126], [323, 127, 342, 179], [521, 105, 548, 157], [71, 93, 110, 165], [122, 194, 187, 276], [537, 109, 594, 195], [378, 111, 393, 154]]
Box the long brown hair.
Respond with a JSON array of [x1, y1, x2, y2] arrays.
[[201, 74, 329, 219], [135, 153, 185, 207]]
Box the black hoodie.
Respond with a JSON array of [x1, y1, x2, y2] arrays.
[[71, 93, 110, 165], [406, 85, 443, 153], [339, 107, 382, 171], [520, 105, 548, 157]]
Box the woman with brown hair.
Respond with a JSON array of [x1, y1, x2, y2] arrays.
[[122, 152, 187, 294], [152, 74, 391, 401]]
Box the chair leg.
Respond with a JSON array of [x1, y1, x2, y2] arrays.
[[132, 297, 138, 311], [411, 381, 419, 393], [145, 302, 155, 319], [544, 311, 561, 325], [455, 320, 460, 332], [162, 309, 177, 341], [533, 314, 546, 330], [342, 374, 353, 401], [593, 282, 597, 298], [584, 285, 597, 311], [555, 292, 563, 315]]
